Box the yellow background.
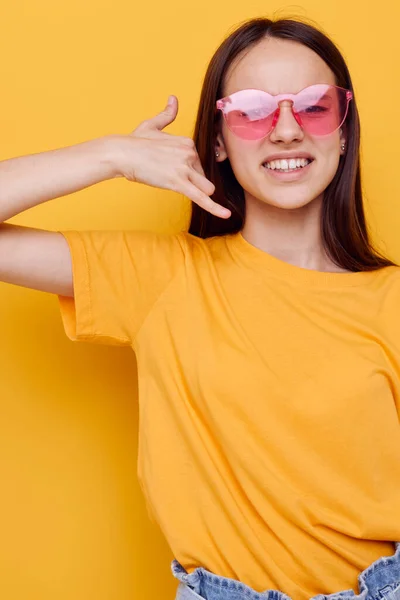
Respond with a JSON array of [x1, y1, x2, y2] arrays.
[[0, 1, 399, 598]]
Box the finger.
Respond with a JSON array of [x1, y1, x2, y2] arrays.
[[180, 180, 231, 219], [148, 96, 178, 131], [191, 154, 207, 178], [188, 168, 216, 197]]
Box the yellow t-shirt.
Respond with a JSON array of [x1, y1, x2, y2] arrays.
[[57, 229, 400, 600]]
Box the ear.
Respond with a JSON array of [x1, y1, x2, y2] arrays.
[[214, 130, 229, 162]]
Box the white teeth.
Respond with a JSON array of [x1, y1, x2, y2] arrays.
[[263, 158, 311, 170]]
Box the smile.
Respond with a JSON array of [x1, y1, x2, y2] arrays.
[[262, 159, 314, 181]]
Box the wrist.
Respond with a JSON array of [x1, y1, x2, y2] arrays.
[[99, 134, 129, 179]]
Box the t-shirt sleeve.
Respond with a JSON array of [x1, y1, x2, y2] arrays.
[[57, 229, 186, 346]]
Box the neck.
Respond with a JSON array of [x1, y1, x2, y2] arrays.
[[242, 194, 346, 273]]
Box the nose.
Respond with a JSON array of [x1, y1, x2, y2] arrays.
[[268, 100, 304, 143]]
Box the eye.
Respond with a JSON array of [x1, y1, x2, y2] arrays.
[[305, 105, 328, 114]]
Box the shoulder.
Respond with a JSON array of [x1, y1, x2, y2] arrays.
[[74, 229, 232, 263], [370, 264, 400, 289], [369, 264, 400, 330], [116, 230, 233, 272], [178, 231, 232, 258]]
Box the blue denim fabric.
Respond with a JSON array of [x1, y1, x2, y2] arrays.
[[171, 542, 400, 600]]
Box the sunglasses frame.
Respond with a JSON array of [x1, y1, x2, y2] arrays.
[[215, 84, 353, 139]]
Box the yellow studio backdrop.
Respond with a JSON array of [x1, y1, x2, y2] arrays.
[[0, 1, 399, 599]]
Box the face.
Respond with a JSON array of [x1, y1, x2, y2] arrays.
[[215, 37, 347, 211]]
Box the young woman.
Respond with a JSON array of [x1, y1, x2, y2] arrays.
[[1, 15, 399, 600]]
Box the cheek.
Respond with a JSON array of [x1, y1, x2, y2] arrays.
[[227, 151, 256, 190], [221, 121, 260, 160], [316, 148, 341, 186], [317, 137, 341, 164], [222, 128, 259, 177]]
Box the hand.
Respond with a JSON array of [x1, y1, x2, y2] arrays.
[[116, 96, 231, 219]]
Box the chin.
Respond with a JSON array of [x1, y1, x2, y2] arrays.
[[260, 193, 320, 211]]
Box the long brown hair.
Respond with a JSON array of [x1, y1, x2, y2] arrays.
[[189, 16, 395, 271]]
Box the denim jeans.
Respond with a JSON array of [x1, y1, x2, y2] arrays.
[[172, 541, 400, 600]]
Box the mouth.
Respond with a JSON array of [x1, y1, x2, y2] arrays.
[[262, 158, 315, 181]]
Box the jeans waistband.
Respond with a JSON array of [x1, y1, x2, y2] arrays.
[[171, 542, 400, 600]]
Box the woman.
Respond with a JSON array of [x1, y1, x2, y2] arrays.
[[1, 15, 399, 600]]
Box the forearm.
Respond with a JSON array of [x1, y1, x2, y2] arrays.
[[0, 134, 122, 223]]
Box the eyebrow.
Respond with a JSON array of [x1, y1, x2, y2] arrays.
[[226, 83, 333, 96]]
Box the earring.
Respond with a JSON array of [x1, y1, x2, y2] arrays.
[[215, 151, 220, 158], [339, 128, 345, 151]]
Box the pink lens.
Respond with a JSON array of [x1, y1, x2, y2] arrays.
[[216, 84, 352, 140]]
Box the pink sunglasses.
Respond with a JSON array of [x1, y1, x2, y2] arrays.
[[215, 84, 353, 140]]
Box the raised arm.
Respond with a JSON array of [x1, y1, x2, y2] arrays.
[[0, 95, 227, 297]]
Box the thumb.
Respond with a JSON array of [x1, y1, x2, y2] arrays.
[[149, 95, 178, 131]]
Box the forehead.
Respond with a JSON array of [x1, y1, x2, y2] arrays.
[[223, 37, 336, 96]]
